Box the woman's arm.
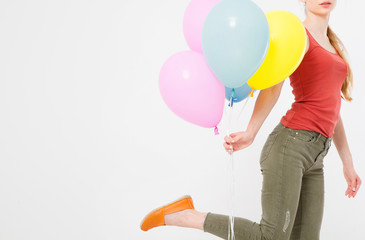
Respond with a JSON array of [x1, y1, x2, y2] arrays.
[[223, 81, 284, 153], [333, 115, 353, 167], [245, 81, 284, 139], [332, 115, 362, 198], [223, 32, 310, 153]]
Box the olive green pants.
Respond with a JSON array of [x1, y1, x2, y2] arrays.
[[203, 122, 332, 240]]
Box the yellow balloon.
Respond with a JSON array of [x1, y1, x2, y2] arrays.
[[247, 10, 307, 90]]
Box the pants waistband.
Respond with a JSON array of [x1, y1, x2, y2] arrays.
[[276, 122, 332, 149]]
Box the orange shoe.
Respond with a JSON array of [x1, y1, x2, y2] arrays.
[[140, 195, 195, 231]]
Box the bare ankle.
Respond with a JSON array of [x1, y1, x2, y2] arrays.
[[165, 209, 208, 231], [164, 209, 190, 226]]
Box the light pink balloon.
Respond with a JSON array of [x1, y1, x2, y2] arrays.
[[159, 51, 225, 129], [183, 0, 221, 53]]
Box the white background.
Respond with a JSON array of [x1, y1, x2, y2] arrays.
[[0, 0, 364, 239]]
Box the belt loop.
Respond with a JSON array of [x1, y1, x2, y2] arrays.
[[323, 137, 329, 150]]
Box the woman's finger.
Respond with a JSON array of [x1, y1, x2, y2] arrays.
[[223, 142, 229, 151], [350, 187, 355, 198], [346, 185, 351, 197], [223, 142, 232, 149], [351, 180, 357, 198], [345, 184, 352, 197], [223, 142, 233, 152], [230, 132, 243, 143], [229, 144, 234, 153], [353, 177, 362, 197], [224, 136, 233, 144]]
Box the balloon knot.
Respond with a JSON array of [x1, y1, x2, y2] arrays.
[[231, 88, 235, 98], [249, 90, 254, 97], [214, 126, 219, 135]]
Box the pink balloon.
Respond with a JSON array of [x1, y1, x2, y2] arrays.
[[159, 51, 225, 129], [183, 0, 221, 53]]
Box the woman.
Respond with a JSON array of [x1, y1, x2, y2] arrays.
[[140, 0, 362, 239]]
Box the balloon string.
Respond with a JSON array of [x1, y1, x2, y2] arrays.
[[226, 92, 235, 240], [226, 89, 254, 239], [238, 95, 250, 120]]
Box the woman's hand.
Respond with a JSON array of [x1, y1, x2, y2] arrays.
[[223, 131, 254, 154], [343, 166, 361, 198], [221, 84, 283, 155]]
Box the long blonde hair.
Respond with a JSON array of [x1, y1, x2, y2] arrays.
[[327, 26, 353, 101]]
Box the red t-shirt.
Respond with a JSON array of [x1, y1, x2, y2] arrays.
[[280, 28, 348, 138]]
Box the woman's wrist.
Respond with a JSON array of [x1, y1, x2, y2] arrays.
[[342, 157, 354, 170], [245, 128, 257, 142], [340, 150, 353, 166]]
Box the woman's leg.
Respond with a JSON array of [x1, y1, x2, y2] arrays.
[[289, 167, 324, 240], [289, 138, 330, 240], [202, 124, 327, 240], [202, 124, 306, 240], [163, 124, 328, 240]]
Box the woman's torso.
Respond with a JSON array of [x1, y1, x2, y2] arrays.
[[280, 27, 348, 138]]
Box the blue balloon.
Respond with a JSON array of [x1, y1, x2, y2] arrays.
[[225, 83, 253, 103], [202, 0, 270, 88]]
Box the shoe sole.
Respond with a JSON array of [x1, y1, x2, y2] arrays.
[[139, 195, 193, 229]]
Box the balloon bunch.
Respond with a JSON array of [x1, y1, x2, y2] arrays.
[[159, 0, 307, 134]]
